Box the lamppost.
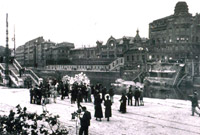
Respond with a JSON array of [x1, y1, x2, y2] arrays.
[[4, 13, 10, 86]]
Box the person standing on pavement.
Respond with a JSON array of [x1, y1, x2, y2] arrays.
[[79, 106, 91, 135], [139, 88, 144, 106], [189, 91, 200, 116], [104, 95, 112, 121], [127, 86, 133, 106], [134, 87, 140, 106], [94, 94, 103, 121], [109, 87, 114, 103], [119, 93, 127, 113]]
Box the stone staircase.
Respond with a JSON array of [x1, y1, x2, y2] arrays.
[[9, 64, 19, 76], [0, 59, 43, 87]]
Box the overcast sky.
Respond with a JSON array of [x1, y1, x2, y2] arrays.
[[0, 0, 199, 49]]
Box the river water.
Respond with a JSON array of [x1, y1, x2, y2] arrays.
[[144, 85, 197, 100]]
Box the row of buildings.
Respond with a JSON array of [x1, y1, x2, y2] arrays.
[[16, 2, 200, 76]]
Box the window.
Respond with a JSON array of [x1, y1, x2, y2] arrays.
[[127, 56, 129, 61], [137, 55, 139, 60], [132, 55, 134, 61], [142, 55, 145, 62], [196, 37, 199, 42]]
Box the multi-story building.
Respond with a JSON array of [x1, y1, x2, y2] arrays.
[[15, 45, 25, 65], [148, 1, 200, 77], [49, 42, 74, 65], [15, 37, 74, 67], [68, 30, 148, 60], [149, 1, 200, 45], [96, 30, 148, 59], [16, 37, 45, 67], [39, 40, 56, 67]]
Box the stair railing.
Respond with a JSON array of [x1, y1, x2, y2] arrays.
[[9, 70, 23, 87], [109, 58, 124, 71], [24, 69, 43, 85], [13, 59, 22, 72], [172, 67, 181, 86]]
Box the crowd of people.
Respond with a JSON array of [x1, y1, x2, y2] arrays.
[[119, 85, 144, 113], [29, 80, 70, 105], [29, 80, 200, 135], [29, 80, 144, 117]]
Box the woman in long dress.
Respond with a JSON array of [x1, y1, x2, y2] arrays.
[[94, 94, 103, 121], [104, 95, 112, 121], [119, 93, 127, 113]]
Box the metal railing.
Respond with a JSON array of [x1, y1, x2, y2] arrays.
[[109, 58, 124, 71], [10, 70, 19, 82], [24, 69, 43, 85], [13, 59, 22, 71], [172, 67, 182, 86], [0, 63, 5, 76]]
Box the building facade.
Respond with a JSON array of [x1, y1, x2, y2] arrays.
[[149, 1, 200, 45], [148, 1, 200, 77], [16, 37, 74, 68]]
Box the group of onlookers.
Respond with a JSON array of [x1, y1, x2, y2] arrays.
[[29, 80, 69, 105], [29, 80, 200, 135], [119, 85, 144, 113]]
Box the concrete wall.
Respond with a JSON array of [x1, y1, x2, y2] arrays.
[[34, 69, 120, 89]]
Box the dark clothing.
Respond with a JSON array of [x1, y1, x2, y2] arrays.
[[102, 88, 107, 101], [29, 88, 35, 104], [104, 99, 112, 118], [134, 89, 140, 106], [127, 91, 133, 106], [91, 85, 95, 95], [109, 88, 114, 97], [60, 82, 65, 100], [79, 111, 91, 135], [189, 94, 200, 116], [119, 95, 127, 113], [191, 95, 198, 107], [64, 83, 69, 97], [79, 126, 88, 135], [35, 88, 42, 105], [71, 87, 77, 104], [94, 96, 103, 118], [95, 84, 101, 91], [77, 91, 82, 108], [82, 85, 88, 102]]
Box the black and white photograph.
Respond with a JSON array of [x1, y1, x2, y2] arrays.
[[0, 0, 200, 134]]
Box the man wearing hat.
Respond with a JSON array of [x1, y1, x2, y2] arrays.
[[189, 91, 200, 116], [79, 106, 91, 135]]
